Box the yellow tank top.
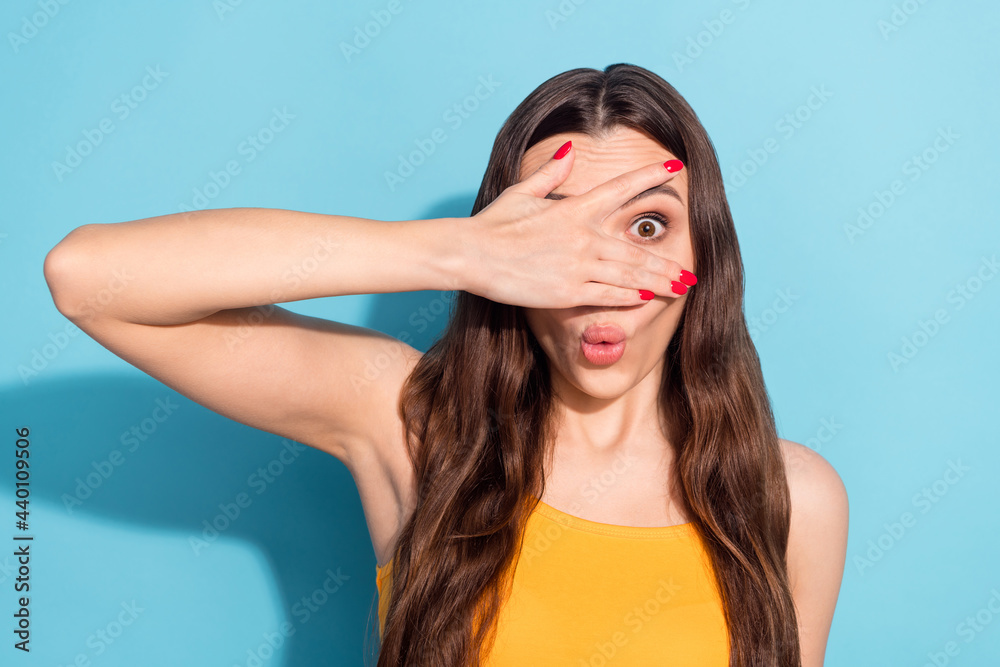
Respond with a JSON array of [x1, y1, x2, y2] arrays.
[[375, 497, 730, 665]]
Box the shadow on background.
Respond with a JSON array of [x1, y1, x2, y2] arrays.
[[1, 304, 463, 665]]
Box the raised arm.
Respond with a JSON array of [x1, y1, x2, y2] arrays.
[[42, 207, 463, 465], [41, 149, 687, 564]]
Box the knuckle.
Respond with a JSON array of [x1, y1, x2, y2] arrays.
[[606, 287, 632, 306], [574, 196, 599, 219], [610, 176, 630, 196], [567, 238, 585, 258], [572, 230, 594, 252], [645, 250, 670, 274], [628, 243, 646, 262], [517, 197, 541, 220], [619, 265, 638, 286], [574, 228, 607, 250], [560, 285, 579, 308]]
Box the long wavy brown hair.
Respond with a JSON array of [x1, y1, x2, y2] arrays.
[[370, 63, 800, 666]]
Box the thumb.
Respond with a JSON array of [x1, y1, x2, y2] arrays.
[[513, 139, 574, 198]]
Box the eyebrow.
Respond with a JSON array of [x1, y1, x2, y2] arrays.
[[544, 183, 685, 210]]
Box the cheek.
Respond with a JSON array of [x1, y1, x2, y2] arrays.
[[638, 303, 670, 332], [633, 303, 683, 352], [524, 311, 559, 346], [672, 230, 695, 267], [524, 312, 577, 361], [657, 231, 691, 260]]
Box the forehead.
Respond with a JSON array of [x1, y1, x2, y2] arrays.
[[518, 126, 682, 196]]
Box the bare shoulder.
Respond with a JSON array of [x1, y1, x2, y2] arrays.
[[778, 438, 849, 666], [779, 438, 848, 515], [778, 438, 849, 579]]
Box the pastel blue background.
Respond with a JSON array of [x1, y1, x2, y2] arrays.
[[2, 1, 998, 665]]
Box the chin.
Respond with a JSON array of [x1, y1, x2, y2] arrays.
[[565, 366, 636, 399]]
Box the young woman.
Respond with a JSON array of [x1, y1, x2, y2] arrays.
[[44, 63, 848, 666]]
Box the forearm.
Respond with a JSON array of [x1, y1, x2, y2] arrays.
[[43, 207, 468, 326]]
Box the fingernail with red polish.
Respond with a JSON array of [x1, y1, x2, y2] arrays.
[[664, 159, 684, 173], [553, 141, 572, 159], [670, 281, 688, 295], [679, 270, 697, 286], [638, 289, 655, 300]]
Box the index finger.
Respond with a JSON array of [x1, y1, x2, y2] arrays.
[[577, 159, 685, 220]]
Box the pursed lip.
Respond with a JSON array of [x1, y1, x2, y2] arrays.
[[581, 323, 627, 345]]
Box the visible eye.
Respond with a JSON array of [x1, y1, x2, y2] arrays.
[[628, 212, 669, 243]]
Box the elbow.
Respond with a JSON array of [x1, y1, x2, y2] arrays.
[[43, 224, 100, 321]]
